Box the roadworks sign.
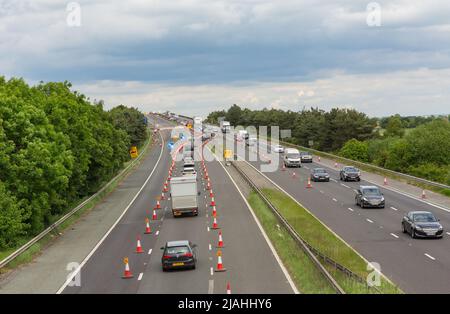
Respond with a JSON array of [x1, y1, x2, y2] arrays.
[[130, 146, 138, 158]]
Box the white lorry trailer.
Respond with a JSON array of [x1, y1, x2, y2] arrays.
[[170, 175, 199, 217], [220, 121, 231, 133]]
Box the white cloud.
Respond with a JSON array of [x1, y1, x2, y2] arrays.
[[73, 67, 450, 117]]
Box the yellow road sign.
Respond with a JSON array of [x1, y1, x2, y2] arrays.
[[130, 146, 138, 158]]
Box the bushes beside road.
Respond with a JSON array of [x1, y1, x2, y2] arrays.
[[0, 77, 147, 249]]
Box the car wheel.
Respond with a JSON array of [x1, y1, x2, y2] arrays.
[[402, 223, 406, 233], [361, 202, 365, 209], [357, 177, 361, 182], [411, 228, 416, 239]]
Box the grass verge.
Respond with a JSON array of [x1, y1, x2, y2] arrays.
[[0, 131, 154, 274], [261, 188, 402, 294]]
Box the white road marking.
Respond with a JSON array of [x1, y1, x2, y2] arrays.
[[366, 219, 374, 223], [210, 267, 214, 276], [304, 166, 309, 169], [330, 178, 337, 182], [341, 184, 351, 189], [446, 232, 450, 236], [56, 131, 166, 294], [332, 198, 337, 202], [138, 273, 143, 281], [424, 253, 436, 261], [390, 206, 398, 211], [155, 230, 159, 236], [207, 226, 210, 232], [319, 190, 324, 194], [390, 233, 399, 238], [148, 249, 152, 255], [348, 207, 354, 212], [209, 244, 212, 251]]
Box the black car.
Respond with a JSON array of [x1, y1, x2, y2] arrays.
[[355, 186, 385, 208], [161, 240, 198, 271], [310, 168, 330, 182], [402, 211, 444, 239], [340, 166, 361, 181], [300, 151, 313, 163]]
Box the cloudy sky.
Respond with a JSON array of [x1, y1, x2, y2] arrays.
[[1, 0, 449, 117]]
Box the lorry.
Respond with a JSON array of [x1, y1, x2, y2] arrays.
[[283, 148, 301, 167], [220, 121, 231, 133], [170, 175, 199, 217]]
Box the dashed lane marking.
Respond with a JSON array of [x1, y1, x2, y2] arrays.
[[148, 249, 152, 255], [366, 219, 374, 223], [390, 206, 398, 211], [348, 207, 354, 212], [138, 273, 143, 281], [390, 233, 399, 239]]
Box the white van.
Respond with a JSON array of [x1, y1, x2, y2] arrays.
[[284, 148, 301, 167]]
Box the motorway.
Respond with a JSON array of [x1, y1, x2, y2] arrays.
[[61, 117, 294, 294], [217, 131, 450, 293]]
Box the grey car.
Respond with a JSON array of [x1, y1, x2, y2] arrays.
[[355, 186, 385, 208], [161, 240, 198, 271], [402, 211, 444, 238]]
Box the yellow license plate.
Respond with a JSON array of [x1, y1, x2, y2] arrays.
[[173, 262, 184, 266]]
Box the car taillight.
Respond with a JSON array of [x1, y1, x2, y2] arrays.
[[163, 255, 171, 259], [184, 253, 193, 257]]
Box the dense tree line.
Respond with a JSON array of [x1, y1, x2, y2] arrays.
[[206, 104, 450, 185], [0, 77, 147, 249], [206, 104, 377, 152], [340, 119, 450, 185]]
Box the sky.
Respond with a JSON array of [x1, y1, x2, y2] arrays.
[[1, 0, 450, 117]]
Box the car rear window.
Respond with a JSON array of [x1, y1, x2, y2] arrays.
[[166, 246, 190, 255]]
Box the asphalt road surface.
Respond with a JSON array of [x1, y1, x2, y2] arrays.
[[63, 121, 294, 294]]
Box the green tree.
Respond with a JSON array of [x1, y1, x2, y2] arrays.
[[385, 115, 405, 137], [339, 139, 369, 162]]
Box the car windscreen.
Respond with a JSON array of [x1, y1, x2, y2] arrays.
[[300, 152, 311, 156], [314, 169, 327, 173], [344, 167, 359, 173], [413, 213, 437, 222], [286, 153, 300, 159], [166, 246, 190, 255], [362, 188, 381, 196]]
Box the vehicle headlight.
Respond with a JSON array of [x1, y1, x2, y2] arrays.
[[362, 197, 368, 202], [358, 171, 361, 176], [380, 197, 385, 202], [415, 225, 423, 230], [313, 175, 319, 178], [325, 174, 329, 177], [439, 225, 443, 230]]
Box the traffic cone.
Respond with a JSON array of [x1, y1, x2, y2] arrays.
[[214, 251, 226, 272], [210, 197, 216, 206], [334, 162, 338, 168], [155, 200, 161, 209], [226, 282, 231, 294], [292, 172, 297, 179], [152, 209, 157, 220], [144, 218, 152, 234], [163, 183, 168, 192], [204, 172, 209, 180], [161, 192, 165, 200], [209, 190, 214, 198], [212, 217, 220, 229], [282, 164, 286, 171], [216, 231, 224, 248], [122, 257, 133, 279], [318, 156, 321, 162], [212, 206, 217, 218], [206, 182, 211, 190], [136, 236, 144, 253], [384, 177, 388, 186], [306, 177, 312, 188], [421, 190, 426, 199]]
